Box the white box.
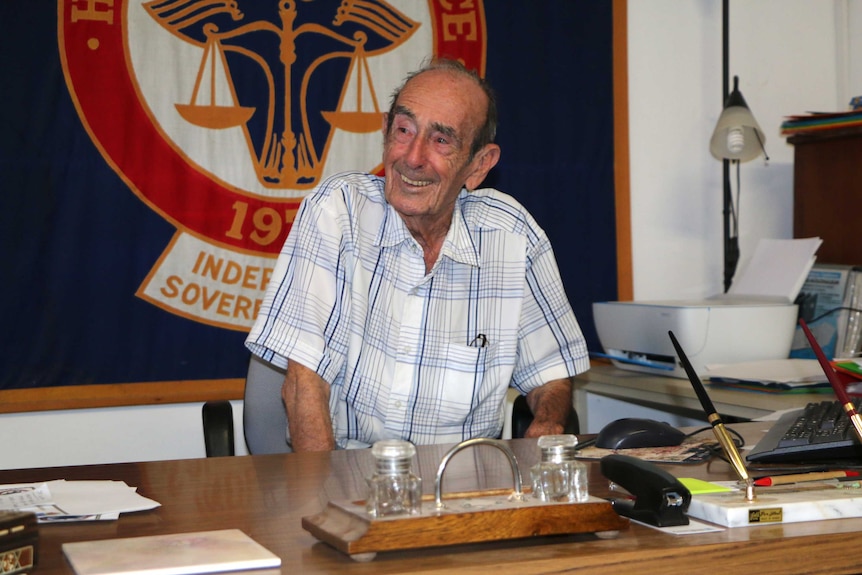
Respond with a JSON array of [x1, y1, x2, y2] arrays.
[[593, 298, 798, 379]]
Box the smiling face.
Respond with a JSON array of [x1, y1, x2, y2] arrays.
[[382, 68, 500, 243]]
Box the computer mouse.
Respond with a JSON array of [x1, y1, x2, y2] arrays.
[[595, 418, 686, 450]]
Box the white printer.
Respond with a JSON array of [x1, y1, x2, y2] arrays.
[[592, 297, 798, 378], [593, 238, 822, 379]]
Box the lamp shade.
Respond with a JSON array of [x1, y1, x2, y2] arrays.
[[709, 77, 766, 162]]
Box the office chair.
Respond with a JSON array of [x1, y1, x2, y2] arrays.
[[202, 354, 290, 456], [202, 358, 579, 457]]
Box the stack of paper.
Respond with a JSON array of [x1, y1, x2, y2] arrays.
[[780, 110, 862, 137], [0, 480, 160, 522], [705, 359, 829, 393]]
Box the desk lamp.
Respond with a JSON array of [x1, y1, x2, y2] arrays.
[[710, 76, 766, 164], [711, 1, 768, 292]]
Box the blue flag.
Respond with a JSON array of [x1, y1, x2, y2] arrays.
[[0, 1, 614, 389]]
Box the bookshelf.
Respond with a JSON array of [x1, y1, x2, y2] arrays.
[[790, 125, 862, 265]]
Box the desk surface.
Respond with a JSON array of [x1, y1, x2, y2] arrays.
[[576, 363, 825, 422], [5, 424, 862, 575]]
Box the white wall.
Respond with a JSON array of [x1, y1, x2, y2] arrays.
[[0, 402, 247, 470], [629, 0, 848, 300], [2, 1, 857, 469]]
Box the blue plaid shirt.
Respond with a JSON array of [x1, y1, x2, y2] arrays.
[[246, 172, 589, 448]]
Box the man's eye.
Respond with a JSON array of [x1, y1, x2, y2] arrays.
[[393, 126, 413, 142]]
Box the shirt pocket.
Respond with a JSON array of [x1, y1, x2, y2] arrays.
[[434, 342, 495, 425]]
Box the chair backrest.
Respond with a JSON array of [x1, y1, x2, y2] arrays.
[[240, 355, 578, 451], [243, 354, 292, 454]]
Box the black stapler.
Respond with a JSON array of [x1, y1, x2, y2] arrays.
[[600, 453, 691, 527]]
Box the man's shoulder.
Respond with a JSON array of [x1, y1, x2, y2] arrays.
[[307, 171, 385, 203], [460, 188, 541, 233]]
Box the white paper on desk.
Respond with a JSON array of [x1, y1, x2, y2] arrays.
[[0, 480, 160, 522], [753, 408, 801, 422], [46, 479, 160, 516], [705, 359, 827, 385], [726, 237, 822, 302], [0, 482, 52, 510], [631, 517, 724, 535]]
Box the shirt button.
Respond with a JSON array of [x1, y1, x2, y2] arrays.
[[394, 401, 403, 409]]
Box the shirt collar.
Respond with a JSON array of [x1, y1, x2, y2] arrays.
[[376, 189, 480, 267]]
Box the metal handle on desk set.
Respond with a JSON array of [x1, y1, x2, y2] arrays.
[[434, 438, 524, 508]]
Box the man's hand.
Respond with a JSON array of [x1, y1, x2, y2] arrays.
[[524, 378, 574, 438], [283, 360, 336, 451]]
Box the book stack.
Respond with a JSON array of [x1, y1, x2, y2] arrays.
[[781, 109, 862, 137], [790, 264, 862, 360]]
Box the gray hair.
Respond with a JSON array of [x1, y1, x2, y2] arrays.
[[385, 58, 498, 160]]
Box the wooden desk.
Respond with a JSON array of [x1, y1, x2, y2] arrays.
[[4, 425, 862, 575], [575, 363, 825, 425]]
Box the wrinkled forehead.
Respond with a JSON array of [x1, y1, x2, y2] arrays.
[[395, 69, 487, 135]]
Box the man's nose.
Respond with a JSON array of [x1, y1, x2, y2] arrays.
[[403, 135, 428, 167]]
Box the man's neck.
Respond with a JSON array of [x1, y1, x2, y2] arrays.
[[403, 214, 452, 274]]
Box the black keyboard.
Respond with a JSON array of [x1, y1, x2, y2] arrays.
[[747, 400, 862, 463]]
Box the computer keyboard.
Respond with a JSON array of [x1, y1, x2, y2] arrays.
[[747, 400, 862, 464]]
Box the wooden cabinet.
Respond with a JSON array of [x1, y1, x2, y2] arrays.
[[791, 126, 862, 265]]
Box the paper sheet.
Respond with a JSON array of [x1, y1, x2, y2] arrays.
[[727, 237, 822, 302], [704, 359, 827, 385], [0, 480, 160, 522]]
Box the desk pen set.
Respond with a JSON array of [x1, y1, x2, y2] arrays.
[[302, 436, 628, 561], [672, 328, 862, 528], [304, 325, 862, 559]]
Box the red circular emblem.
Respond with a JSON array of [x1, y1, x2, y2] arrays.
[[59, 0, 487, 256]]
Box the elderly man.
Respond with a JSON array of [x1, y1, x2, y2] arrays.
[[246, 58, 589, 451]]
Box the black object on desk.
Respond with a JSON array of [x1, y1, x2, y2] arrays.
[[747, 401, 862, 463], [600, 454, 691, 527], [0, 511, 37, 575]]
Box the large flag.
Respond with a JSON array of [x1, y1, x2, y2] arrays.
[[0, 1, 615, 389]]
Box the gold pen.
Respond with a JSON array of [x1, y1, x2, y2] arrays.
[[669, 330, 755, 501]]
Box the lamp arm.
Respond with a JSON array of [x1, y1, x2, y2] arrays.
[[723, 158, 739, 293]]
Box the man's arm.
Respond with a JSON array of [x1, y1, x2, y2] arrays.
[[282, 360, 336, 451], [523, 377, 574, 438]]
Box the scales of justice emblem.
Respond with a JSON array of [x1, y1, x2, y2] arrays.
[[147, 0, 419, 190], [60, 0, 486, 330]]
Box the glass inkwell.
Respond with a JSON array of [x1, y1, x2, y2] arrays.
[[366, 439, 422, 517], [530, 434, 589, 503]]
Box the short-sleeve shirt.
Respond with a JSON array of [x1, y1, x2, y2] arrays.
[[246, 171, 589, 448]]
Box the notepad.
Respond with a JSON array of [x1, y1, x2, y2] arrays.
[[678, 478, 733, 495], [62, 529, 281, 575]]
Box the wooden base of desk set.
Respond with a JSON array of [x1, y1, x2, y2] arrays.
[[302, 490, 629, 561]]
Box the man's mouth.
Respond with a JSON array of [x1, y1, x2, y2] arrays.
[[400, 173, 433, 187]]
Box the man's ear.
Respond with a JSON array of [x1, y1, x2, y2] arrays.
[[464, 144, 501, 190], [381, 112, 389, 137]]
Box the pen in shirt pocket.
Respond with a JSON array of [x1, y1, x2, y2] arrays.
[[470, 334, 488, 348]]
